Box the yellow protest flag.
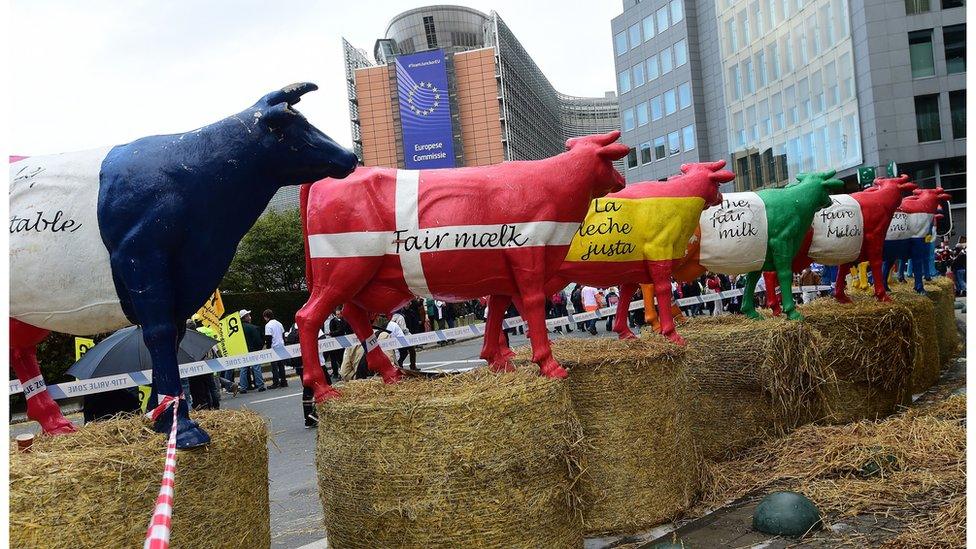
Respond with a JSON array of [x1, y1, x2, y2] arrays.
[[218, 312, 249, 357], [75, 337, 95, 361], [195, 289, 225, 330]]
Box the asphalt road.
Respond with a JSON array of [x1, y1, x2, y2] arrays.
[[9, 322, 614, 549]]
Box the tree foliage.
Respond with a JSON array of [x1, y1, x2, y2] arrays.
[[221, 208, 306, 293]]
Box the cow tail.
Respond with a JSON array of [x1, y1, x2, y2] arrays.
[[300, 183, 314, 290]]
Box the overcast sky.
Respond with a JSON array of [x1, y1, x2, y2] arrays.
[[10, 1, 621, 155]]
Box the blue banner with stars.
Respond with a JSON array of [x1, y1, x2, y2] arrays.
[[395, 49, 456, 169]]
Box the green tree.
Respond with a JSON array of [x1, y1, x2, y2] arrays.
[[221, 209, 306, 292]]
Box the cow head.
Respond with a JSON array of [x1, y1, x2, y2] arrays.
[[790, 170, 846, 209], [865, 174, 918, 194], [900, 187, 952, 215], [250, 83, 358, 182], [565, 131, 629, 197], [677, 160, 734, 207]]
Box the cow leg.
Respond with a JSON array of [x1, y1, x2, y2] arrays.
[[741, 271, 763, 320], [868, 258, 891, 302], [481, 295, 515, 373], [519, 288, 567, 379], [295, 289, 342, 403], [773, 256, 802, 320], [764, 271, 783, 316], [834, 262, 853, 303], [113, 255, 209, 449], [640, 283, 660, 330], [882, 259, 895, 292], [646, 264, 682, 344], [613, 283, 638, 340], [911, 243, 928, 294], [341, 303, 401, 384], [10, 319, 76, 435]]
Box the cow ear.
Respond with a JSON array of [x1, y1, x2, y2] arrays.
[[598, 143, 630, 161], [262, 82, 318, 107], [912, 189, 923, 195], [823, 178, 845, 191], [260, 103, 296, 130]]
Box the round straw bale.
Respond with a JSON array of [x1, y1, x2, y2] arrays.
[[926, 277, 960, 365], [799, 298, 914, 423], [315, 369, 583, 548], [673, 315, 830, 461], [533, 337, 700, 535], [10, 410, 269, 548], [888, 288, 941, 393]]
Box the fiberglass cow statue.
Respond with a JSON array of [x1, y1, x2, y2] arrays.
[[882, 187, 951, 293], [478, 161, 732, 364], [762, 175, 919, 308], [641, 171, 845, 326], [9, 83, 357, 448], [295, 131, 629, 402]]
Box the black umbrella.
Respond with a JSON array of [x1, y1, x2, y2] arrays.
[[67, 326, 218, 380]]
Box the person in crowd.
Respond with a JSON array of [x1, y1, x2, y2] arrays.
[[799, 267, 821, 303], [238, 309, 267, 394], [604, 288, 619, 332], [425, 298, 442, 331], [936, 238, 952, 275], [704, 272, 722, 315], [327, 307, 352, 381], [443, 301, 456, 329], [550, 289, 572, 333], [184, 318, 219, 409], [83, 388, 143, 424], [570, 284, 586, 331], [952, 237, 966, 296], [581, 285, 600, 335], [504, 302, 524, 336], [628, 286, 645, 329], [392, 307, 418, 370], [754, 274, 767, 311], [263, 309, 288, 388], [682, 279, 702, 316]]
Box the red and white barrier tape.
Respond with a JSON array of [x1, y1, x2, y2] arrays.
[[143, 395, 181, 549]]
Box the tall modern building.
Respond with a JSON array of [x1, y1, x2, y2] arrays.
[[343, 5, 622, 172], [611, 0, 966, 239]]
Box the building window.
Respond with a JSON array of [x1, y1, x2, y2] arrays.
[[633, 63, 646, 87], [744, 59, 756, 94], [670, 0, 684, 24], [944, 25, 966, 74], [660, 46, 674, 74], [637, 101, 649, 126], [682, 125, 696, 151], [654, 136, 667, 160], [626, 148, 638, 169], [618, 69, 632, 93], [909, 30, 935, 78], [756, 52, 767, 87], [623, 108, 636, 131], [730, 66, 742, 100], [615, 31, 628, 55], [629, 23, 642, 48], [769, 44, 780, 80], [668, 131, 681, 155], [640, 141, 653, 164], [651, 95, 664, 120], [741, 10, 751, 45], [728, 20, 738, 53], [914, 94, 942, 142], [678, 82, 692, 109], [674, 39, 688, 67], [943, 0, 964, 8], [656, 7, 669, 33], [664, 89, 677, 114], [643, 15, 656, 41], [949, 89, 966, 138], [647, 55, 660, 80], [423, 16, 438, 49], [905, 0, 930, 13]]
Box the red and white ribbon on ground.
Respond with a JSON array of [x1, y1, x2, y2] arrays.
[[143, 394, 181, 549]]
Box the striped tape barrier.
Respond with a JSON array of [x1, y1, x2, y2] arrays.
[[9, 285, 834, 400], [142, 394, 181, 549]]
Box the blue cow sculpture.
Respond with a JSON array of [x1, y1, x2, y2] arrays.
[[882, 187, 950, 294], [9, 83, 357, 448]]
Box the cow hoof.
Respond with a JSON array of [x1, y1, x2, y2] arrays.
[[314, 384, 342, 403], [380, 368, 403, 384], [617, 331, 638, 340], [836, 295, 853, 304], [489, 360, 516, 373], [664, 332, 687, 346], [786, 311, 803, 321], [540, 363, 569, 379], [175, 421, 211, 449], [744, 310, 763, 320], [877, 294, 892, 303], [40, 416, 77, 436]]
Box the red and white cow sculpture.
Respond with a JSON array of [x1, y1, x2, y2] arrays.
[[296, 131, 629, 401]]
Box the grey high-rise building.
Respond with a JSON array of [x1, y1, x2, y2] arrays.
[[611, 0, 966, 239]]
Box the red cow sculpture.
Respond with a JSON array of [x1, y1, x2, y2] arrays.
[[478, 162, 732, 369], [763, 175, 918, 307], [296, 131, 629, 402]]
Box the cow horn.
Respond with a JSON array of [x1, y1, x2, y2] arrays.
[[264, 82, 318, 107]]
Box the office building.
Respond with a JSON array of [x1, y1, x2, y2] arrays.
[[611, 0, 965, 238], [343, 5, 622, 173]]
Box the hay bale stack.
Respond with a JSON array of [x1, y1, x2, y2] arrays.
[[889, 289, 942, 393], [534, 337, 700, 535], [10, 410, 269, 548], [800, 299, 914, 423], [927, 277, 960, 365], [315, 369, 583, 548], [675, 315, 830, 461]]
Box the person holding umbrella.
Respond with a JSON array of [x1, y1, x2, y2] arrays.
[[238, 310, 267, 394]]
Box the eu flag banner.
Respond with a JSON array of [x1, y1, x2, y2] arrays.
[[395, 49, 456, 169]]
